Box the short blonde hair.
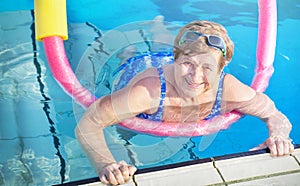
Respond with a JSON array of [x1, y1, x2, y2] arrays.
[[173, 20, 234, 71]]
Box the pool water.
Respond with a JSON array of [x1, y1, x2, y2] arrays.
[[0, 0, 299, 185]]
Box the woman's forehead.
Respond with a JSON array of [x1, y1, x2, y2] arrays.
[[180, 52, 218, 62]]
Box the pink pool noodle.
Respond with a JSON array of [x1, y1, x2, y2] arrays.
[[251, 0, 276, 92], [43, 0, 276, 136], [43, 36, 97, 108]]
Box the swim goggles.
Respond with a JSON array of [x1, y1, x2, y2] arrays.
[[178, 31, 227, 58]]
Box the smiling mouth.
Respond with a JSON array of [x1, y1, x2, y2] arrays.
[[185, 78, 205, 89]]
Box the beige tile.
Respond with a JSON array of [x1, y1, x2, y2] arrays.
[[134, 162, 224, 186], [79, 180, 136, 186], [215, 153, 300, 182], [229, 172, 300, 186]]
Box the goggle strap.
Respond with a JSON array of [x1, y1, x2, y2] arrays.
[[221, 49, 226, 57]]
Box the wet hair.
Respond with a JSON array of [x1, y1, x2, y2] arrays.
[[173, 20, 234, 71]]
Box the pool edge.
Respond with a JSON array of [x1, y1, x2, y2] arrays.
[[55, 144, 300, 186]]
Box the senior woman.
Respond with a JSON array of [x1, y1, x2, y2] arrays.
[[76, 20, 294, 185]]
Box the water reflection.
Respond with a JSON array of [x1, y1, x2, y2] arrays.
[[152, 0, 300, 27]]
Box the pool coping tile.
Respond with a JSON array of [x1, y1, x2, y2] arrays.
[[78, 181, 136, 186], [214, 149, 300, 184], [134, 161, 224, 186], [228, 172, 300, 185]]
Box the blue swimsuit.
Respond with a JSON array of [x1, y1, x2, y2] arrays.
[[112, 51, 225, 122], [137, 67, 225, 121]]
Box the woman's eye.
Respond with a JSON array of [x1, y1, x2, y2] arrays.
[[203, 66, 212, 71], [183, 61, 192, 66]]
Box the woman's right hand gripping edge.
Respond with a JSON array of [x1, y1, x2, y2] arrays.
[[100, 161, 137, 185], [75, 75, 156, 185]]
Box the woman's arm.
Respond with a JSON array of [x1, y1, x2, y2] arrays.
[[232, 92, 293, 156], [75, 96, 119, 175], [75, 95, 136, 185], [223, 74, 294, 156], [75, 73, 160, 185]]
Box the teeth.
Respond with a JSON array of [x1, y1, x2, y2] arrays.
[[185, 78, 202, 86], [185, 78, 203, 89]]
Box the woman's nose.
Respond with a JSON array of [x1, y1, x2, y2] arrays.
[[190, 67, 203, 83]]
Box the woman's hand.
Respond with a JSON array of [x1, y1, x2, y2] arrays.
[[251, 136, 294, 157], [99, 161, 137, 185]]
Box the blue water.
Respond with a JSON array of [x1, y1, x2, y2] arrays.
[[0, 0, 300, 185]]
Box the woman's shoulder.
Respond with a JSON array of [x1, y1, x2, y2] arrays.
[[129, 67, 160, 85], [130, 64, 174, 85], [223, 74, 256, 102], [126, 67, 162, 99]]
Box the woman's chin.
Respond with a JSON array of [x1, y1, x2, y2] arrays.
[[187, 82, 206, 90], [181, 88, 205, 98]]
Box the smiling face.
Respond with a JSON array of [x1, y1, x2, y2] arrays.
[[174, 52, 222, 98], [173, 20, 234, 71]]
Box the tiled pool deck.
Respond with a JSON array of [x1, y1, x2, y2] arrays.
[[59, 145, 300, 186]]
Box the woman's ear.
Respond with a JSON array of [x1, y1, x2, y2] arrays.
[[224, 59, 231, 66], [218, 57, 230, 72]]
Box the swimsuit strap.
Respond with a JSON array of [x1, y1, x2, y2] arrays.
[[136, 66, 166, 121], [137, 70, 225, 122], [203, 71, 226, 120]]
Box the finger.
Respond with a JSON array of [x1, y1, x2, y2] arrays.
[[283, 140, 291, 155], [100, 165, 116, 185], [128, 166, 137, 176], [289, 142, 295, 153], [113, 168, 126, 184], [266, 140, 277, 157], [119, 163, 130, 181], [119, 160, 135, 177], [99, 174, 109, 185], [275, 140, 284, 156], [119, 160, 128, 166], [107, 171, 119, 185]]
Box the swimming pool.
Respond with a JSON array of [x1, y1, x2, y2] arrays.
[[0, 0, 299, 185]]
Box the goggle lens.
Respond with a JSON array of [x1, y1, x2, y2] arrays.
[[179, 31, 226, 58]]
